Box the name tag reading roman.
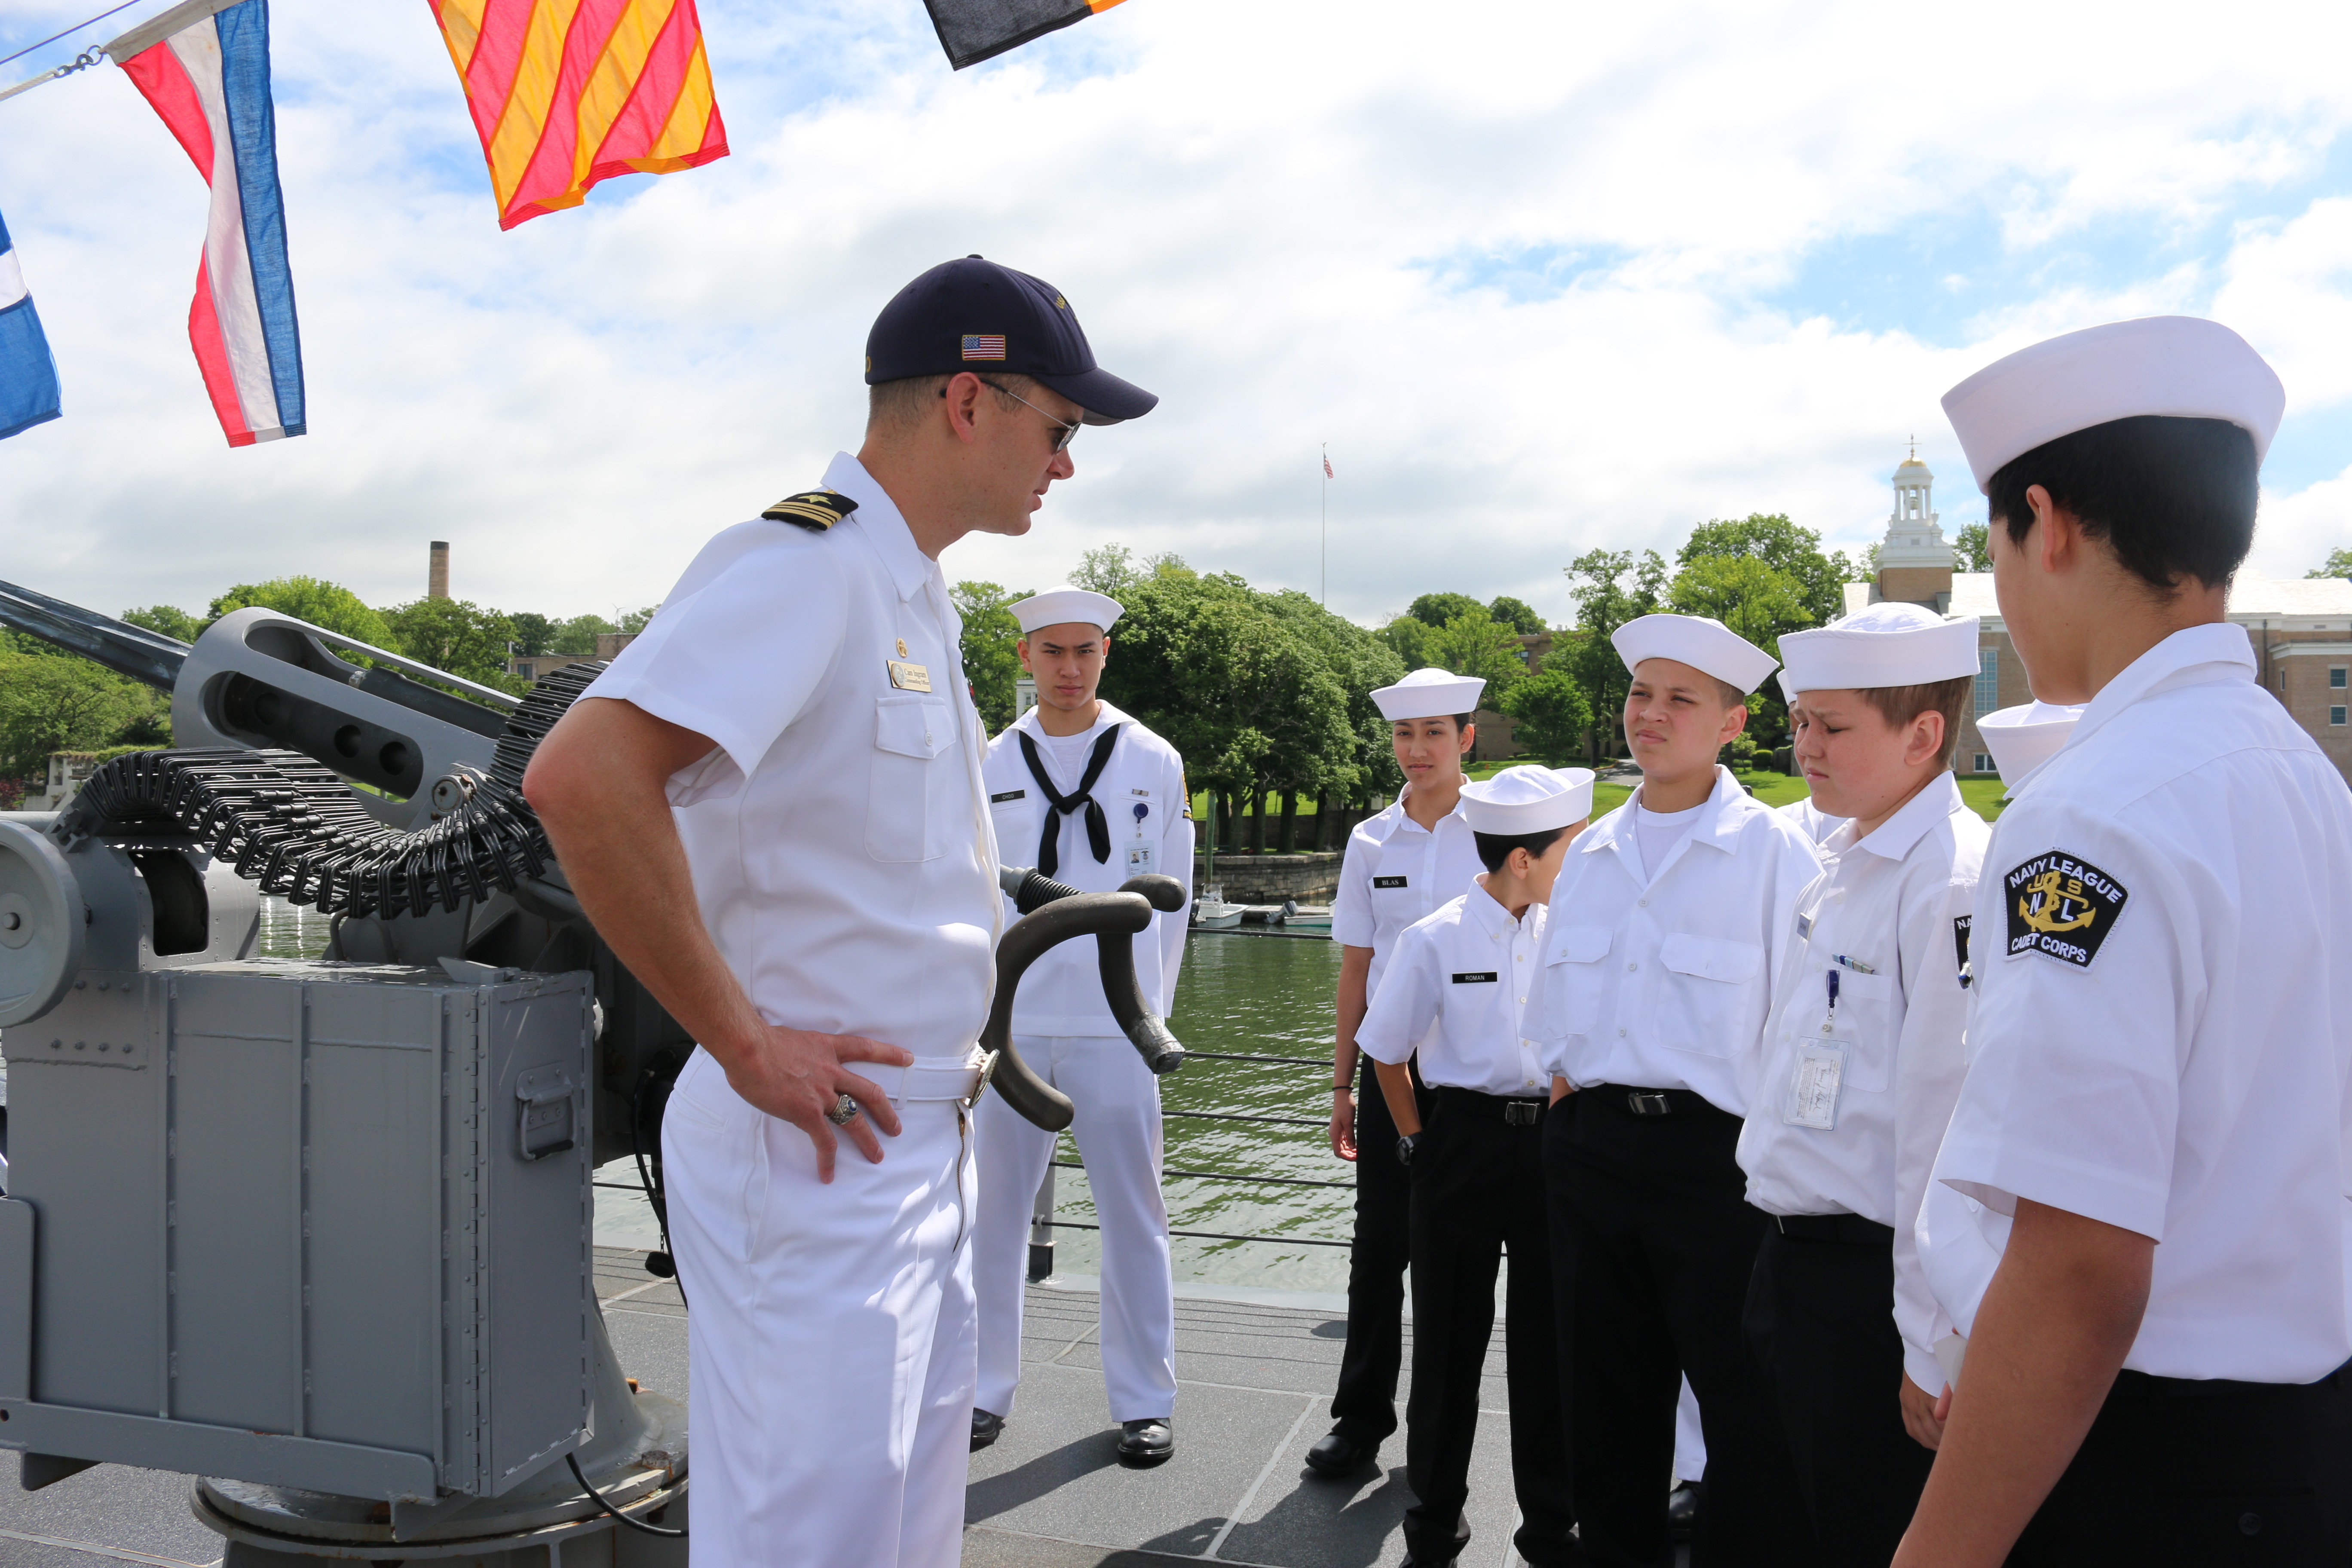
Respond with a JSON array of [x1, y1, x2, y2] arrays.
[[887, 659, 932, 692], [1373, 876, 1409, 889], [1451, 972, 1498, 984], [991, 789, 1026, 804]]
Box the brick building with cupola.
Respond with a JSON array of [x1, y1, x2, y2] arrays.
[[1845, 452, 2352, 783]]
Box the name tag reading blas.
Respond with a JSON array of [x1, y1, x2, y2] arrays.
[[888, 659, 932, 692], [1373, 876, 1408, 889]]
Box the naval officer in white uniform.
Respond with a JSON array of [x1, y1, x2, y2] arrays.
[[1896, 317, 2352, 1566], [971, 585, 1191, 1465], [524, 256, 1156, 1568], [1308, 667, 1487, 1478]]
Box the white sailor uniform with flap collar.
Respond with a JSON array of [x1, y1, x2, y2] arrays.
[[973, 700, 1192, 1428], [1739, 774, 1988, 1392], [1534, 766, 1824, 1113], [1924, 623, 2352, 1384], [582, 449, 997, 1568]]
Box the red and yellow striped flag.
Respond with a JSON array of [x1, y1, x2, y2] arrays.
[[426, 0, 729, 231]]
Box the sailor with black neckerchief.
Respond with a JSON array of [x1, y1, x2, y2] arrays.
[[971, 585, 1192, 1467], [1894, 317, 2352, 1567]]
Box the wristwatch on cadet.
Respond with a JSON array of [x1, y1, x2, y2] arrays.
[[1396, 1132, 1420, 1167]]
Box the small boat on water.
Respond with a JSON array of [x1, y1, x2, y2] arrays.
[[1274, 898, 1332, 930], [1192, 885, 1245, 928]]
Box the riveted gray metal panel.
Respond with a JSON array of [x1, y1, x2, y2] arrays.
[[0, 1196, 32, 1400]]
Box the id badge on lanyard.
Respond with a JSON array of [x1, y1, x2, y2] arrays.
[[1784, 964, 1851, 1131], [1125, 799, 1155, 876]]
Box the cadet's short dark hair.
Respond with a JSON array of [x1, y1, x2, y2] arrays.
[[1387, 714, 1476, 734], [1473, 824, 1570, 874], [1986, 414, 2258, 592]]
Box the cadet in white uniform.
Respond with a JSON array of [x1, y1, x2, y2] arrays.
[[1734, 603, 1988, 1565], [1534, 613, 1822, 1566], [971, 586, 1191, 1464], [1308, 668, 1488, 1478], [1776, 795, 1844, 845], [1899, 317, 2352, 1566], [524, 257, 1156, 1568], [1360, 765, 1594, 1567]]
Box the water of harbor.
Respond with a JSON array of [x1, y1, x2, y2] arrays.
[[253, 898, 1356, 1295]]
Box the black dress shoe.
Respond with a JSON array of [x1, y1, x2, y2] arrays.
[[1668, 1480, 1703, 1544], [970, 1409, 1006, 1452], [1116, 1417, 1174, 1466], [1303, 1430, 1377, 1477]]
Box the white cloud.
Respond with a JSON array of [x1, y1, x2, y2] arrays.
[[0, 0, 2346, 635]]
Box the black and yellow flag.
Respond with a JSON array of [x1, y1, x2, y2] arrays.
[[922, 0, 1127, 70]]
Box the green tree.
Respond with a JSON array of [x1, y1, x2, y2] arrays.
[[620, 604, 661, 634], [1678, 514, 1846, 627], [122, 604, 201, 643], [0, 652, 153, 777], [1498, 665, 1594, 763], [1954, 523, 1992, 573], [1097, 573, 1356, 825], [380, 598, 519, 687], [1427, 608, 1526, 695], [2307, 548, 2352, 581], [508, 612, 555, 657], [1377, 614, 1434, 668], [1559, 548, 1668, 762], [552, 613, 617, 655], [1667, 554, 1813, 652], [1487, 595, 1547, 635], [1258, 587, 1409, 802], [208, 577, 393, 648], [1407, 591, 1484, 629], [951, 580, 1029, 733], [1071, 543, 1138, 594]]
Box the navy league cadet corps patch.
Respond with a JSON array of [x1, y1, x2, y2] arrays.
[[2004, 851, 2128, 968]]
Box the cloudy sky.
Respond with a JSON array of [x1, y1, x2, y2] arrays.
[[1, 0, 2348, 635]]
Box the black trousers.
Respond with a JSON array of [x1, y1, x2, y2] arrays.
[[1329, 1054, 1430, 1446], [1548, 1086, 1807, 1568], [1743, 1218, 1931, 1566], [2006, 1359, 2352, 1565], [1403, 1089, 1577, 1566]]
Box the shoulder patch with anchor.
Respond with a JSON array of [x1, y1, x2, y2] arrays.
[[2003, 851, 2128, 968], [761, 489, 859, 533]]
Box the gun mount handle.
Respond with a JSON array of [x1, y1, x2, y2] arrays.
[[980, 890, 1164, 1130]]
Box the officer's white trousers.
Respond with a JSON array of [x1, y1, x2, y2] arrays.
[[973, 1033, 1177, 1424], [663, 1048, 977, 1568]]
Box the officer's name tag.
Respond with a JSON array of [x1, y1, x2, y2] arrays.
[[1126, 842, 1155, 874], [1796, 913, 1813, 940], [1785, 1041, 1844, 1130], [1452, 971, 1498, 984], [1373, 876, 1409, 889], [990, 789, 1026, 804], [887, 659, 932, 692]]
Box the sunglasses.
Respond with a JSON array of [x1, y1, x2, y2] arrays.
[[970, 377, 1082, 453]]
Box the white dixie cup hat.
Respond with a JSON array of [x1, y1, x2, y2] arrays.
[[1011, 587, 1124, 635], [1610, 613, 1780, 695], [1775, 602, 1982, 704], [1372, 666, 1487, 721], [1977, 700, 2086, 781], [1458, 764, 1597, 834]]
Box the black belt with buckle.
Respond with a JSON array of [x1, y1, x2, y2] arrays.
[[1774, 1212, 1896, 1246], [1589, 1084, 1724, 1119], [1432, 1086, 1549, 1126], [1626, 1091, 1672, 1117]]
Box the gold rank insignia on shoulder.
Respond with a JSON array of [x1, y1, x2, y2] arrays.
[[760, 489, 859, 533]]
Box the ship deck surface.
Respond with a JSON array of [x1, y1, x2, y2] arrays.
[[1, 1247, 1574, 1568]]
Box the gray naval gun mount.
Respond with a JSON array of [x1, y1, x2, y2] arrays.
[[0, 579, 1186, 1566]]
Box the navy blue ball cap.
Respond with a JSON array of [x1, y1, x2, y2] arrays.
[[865, 255, 1158, 426]]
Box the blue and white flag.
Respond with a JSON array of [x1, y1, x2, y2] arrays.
[[0, 205, 62, 441]]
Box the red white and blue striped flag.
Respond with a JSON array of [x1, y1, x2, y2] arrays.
[[118, 0, 304, 447]]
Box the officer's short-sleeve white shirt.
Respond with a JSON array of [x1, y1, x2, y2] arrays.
[[1357, 885, 1551, 1096], [579, 452, 1000, 1063], [1331, 787, 1485, 999], [983, 701, 1190, 1035], [1924, 624, 2352, 1382], [1534, 766, 1824, 1115], [1738, 773, 1987, 1390]]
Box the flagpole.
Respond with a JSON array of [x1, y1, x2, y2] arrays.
[[1320, 442, 1328, 607]]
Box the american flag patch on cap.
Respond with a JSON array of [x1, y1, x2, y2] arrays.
[[962, 334, 1007, 360]]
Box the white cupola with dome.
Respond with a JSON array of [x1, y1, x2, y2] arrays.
[[1877, 441, 1956, 570]]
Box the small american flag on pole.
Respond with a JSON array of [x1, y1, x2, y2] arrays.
[[1323, 453, 1335, 479]]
